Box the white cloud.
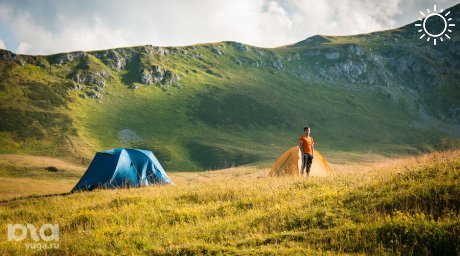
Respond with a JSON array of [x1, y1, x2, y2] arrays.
[[0, 38, 6, 49], [0, 3, 128, 54], [17, 42, 31, 54], [288, 0, 402, 38], [0, 0, 457, 54]]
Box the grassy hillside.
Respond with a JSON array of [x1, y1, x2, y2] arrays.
[[0, 149, 458, 255], [0, 4, 459, 170]]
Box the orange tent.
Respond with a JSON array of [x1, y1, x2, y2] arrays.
[[269, 147, 333, 177]]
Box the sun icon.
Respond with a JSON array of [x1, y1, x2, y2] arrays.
[[415, 4, 455, 46]]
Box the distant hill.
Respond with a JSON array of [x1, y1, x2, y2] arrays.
[[0, 3, 459, 170]]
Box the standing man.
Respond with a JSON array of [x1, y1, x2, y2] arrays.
[[299, 127, 315, 177]]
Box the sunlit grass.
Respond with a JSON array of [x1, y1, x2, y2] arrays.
[[0, 149, 458, 255]]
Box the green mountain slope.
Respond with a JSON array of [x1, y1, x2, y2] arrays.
[[0, 4, 459, 170]]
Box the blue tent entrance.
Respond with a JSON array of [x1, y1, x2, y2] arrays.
[[72, 148, 172, 192]]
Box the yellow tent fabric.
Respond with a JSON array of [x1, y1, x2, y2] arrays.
[[269, 147, 333, 177]]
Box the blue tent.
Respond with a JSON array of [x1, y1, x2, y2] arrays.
[[72, 148, 172, 192]]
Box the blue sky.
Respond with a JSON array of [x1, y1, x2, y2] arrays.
[[0, 0, 458, 54]]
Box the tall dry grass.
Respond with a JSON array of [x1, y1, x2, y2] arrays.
[[0, 150, 458, 255]]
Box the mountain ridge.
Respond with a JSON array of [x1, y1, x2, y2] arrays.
[[1, 2, 458, 56], [0, 3, 459, 170]]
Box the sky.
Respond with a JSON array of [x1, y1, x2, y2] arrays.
[[0, 0, 458, 54]]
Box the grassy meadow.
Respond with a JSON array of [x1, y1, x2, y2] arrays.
[[0, 149, 458, 255], [0, 155, 84, 200]]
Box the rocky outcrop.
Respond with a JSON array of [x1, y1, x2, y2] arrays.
[[162, 70, 180, 85], [0, 49, 15, 61], [51, 51, 87, 65], [139, 65, 180, 87], [227, 42, 250, 52], [86, 90, 101, 99], [67, 54, 112, 95], [155, 47, 169, 56], [348, 44, 364, 56], [0, 49, 42, 66], [232, 54, 285, 71], [93, 50, 127, 70], [168, 47, 186, 55], [140, 69, 154, 85], [325, 50, 341, 60], [252, 48, 266, 56], [285, 52, 301, 61], [68, 82, 83, 91], [71, 69, 109, 87], [293, 44, 397, 85], [318, 59, 368, 82], [269, 59, 284, 70], [211, 47, 223, 55], [34, 57, 50, 68]]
